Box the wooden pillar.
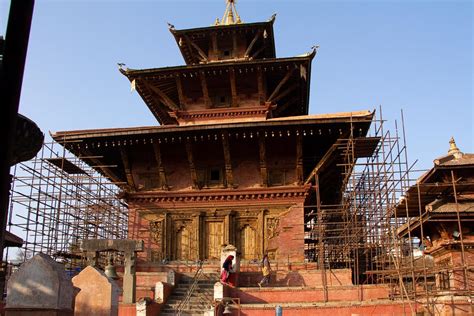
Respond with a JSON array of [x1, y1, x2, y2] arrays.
[[200, 71, 211, 108], [296, 133, 303, 185], [175, 75, 186, 110], [257, 67, 265, 105], [258, 133, 268, 187], [229, 68, 238, 107], [192, 213, 201, 261], [211, 32, 218, 58], [222, 132, 234, 188], [258, 210, 266, 256], [163, 213, 170, 261], [120, 147, 136, 191], [224, 212, 231, 245], [152, 142, 169, 190], [185, 140, 199, 189]]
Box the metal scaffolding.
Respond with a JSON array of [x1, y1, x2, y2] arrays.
[[6, 140, 128, 269], [304, 108, 473, 312]]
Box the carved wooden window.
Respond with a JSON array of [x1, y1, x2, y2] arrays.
[[197, 167, 224, 188]]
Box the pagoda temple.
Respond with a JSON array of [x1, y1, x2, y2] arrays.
[[52, 2, 377, 267]]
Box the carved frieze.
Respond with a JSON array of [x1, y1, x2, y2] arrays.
[[266, 217, 280, 239], [149, 220, 163, 245]]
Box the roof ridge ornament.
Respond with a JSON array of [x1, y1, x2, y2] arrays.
[[216, 0, 242, 26], [448, 136, 463, 159]]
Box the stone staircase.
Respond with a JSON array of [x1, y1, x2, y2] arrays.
[[160, 272, 219, 316]]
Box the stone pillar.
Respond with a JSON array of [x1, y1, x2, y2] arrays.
[[72, 266, 120, 316], [6, 253, 74, 315], [123, 251, 136, 304]]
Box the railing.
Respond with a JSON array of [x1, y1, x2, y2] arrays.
[[176, 260, 204, 316]]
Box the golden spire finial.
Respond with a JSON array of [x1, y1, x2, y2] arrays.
[[448, 137, 463, 158], [219, 0, 242, 26]]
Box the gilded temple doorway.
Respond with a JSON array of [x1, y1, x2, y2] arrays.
[[238, 224, 257, 260], [176, 226, 191, 260], [204, 221, 224, 260]]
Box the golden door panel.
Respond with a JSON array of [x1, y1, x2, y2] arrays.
[[176, 227, 191, 260], [205, 221, 224, 260], [239, 225, 257, 260]]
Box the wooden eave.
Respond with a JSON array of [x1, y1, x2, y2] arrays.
[[53, 111, 373, 141], [120, 54, 315, 124], [52, 111, 374, 189], [170, 21, 276, 65]]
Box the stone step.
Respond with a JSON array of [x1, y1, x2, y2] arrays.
[[166, 297, 213, 305], [160, 307, 210, 315]]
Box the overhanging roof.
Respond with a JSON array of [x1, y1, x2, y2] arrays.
[[170, 20, 277, 65], [120, 54, 315, 125]]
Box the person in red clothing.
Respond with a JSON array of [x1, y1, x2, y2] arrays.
[[220, 255, 234, 284]]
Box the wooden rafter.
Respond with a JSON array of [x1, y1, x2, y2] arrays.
[[175, 76, 186, 109], [221, 132, 234, 188], [141, 80, 179, 111], [229, 68, 238, 107], [258, 133, 268, 187], [119, 147, 136, 191], [267, 68, 296, 103], [200, 72, 211, 108], [183, 34, 208, 62], [152, 142, 169, 190], [185, 140, 199, 189], [257, 67, 265, 105], [296, 133, 303, 185], [244, 29, 263, 58]]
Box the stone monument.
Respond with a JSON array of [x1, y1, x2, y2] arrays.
[[72, 266, 120, 316], [5, 253, 74, 315]]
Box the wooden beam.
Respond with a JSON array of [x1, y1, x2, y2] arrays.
[[221, 132, 234, 188], [119, 147, 136, 192], [258, 133, 268, 187], [175, 76, 186, 109], [267, 68, 296, 103], [257, 67, 265, 105], [296, 133, 303, 185], [229, 68, 238, 107], [152, 142, 169, 190], [184, 34, 208, 62], [244, 30, 262, 58], [272, 83, 298, 104], [200, 72, 211, 108], [185, 140, 199, 189], [141, 80, 179, 111]]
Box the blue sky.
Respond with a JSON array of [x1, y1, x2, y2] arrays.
[[1, 0, 472, 171]]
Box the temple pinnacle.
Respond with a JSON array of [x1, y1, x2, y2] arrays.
[[448, 137, 463, 159], [216, 0, 242, 26]]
